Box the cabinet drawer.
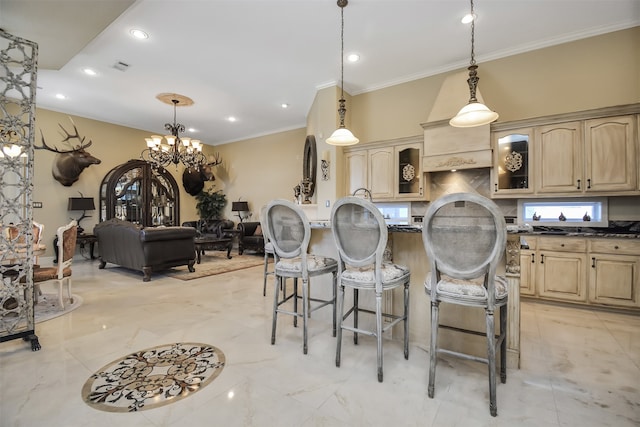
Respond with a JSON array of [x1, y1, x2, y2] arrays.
[[588, 239, 640, 255], [538, 237, 586, 252]]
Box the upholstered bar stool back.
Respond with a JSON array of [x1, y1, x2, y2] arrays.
[[331, 196, 410, 382], [265, 199, 337, 354], [422, 192, 507, 416]]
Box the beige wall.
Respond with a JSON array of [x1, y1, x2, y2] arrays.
[[349, 27, 640, 143], [29, 27, 639, 254]]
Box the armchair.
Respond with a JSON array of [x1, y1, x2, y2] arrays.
[[237, 221, 265, 255], [182, 219, 234, 239]]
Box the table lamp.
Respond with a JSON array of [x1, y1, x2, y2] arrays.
[[68, 196, 95, 234], [231, 201, 250, 223]]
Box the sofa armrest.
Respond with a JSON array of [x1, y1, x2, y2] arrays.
[[239, 221, 260, 237]]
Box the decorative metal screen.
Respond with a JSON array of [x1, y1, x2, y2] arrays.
[[0, 29, 39, 350]]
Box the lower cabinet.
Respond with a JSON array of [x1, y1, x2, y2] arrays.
[[537, 250, 587, 302], [588, 239, 640, 308], [520, 236, 639, 310]]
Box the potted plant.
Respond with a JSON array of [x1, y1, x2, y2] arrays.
[[195, 187, 227, 221]]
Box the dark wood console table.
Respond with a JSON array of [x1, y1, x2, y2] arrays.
[[53, 233, 98, 263]]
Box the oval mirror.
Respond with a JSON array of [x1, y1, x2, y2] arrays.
[[302, 135, 317, 197]]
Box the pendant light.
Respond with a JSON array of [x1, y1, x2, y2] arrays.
[[326, 0, 359, 146], [450, 0, 499, 128]]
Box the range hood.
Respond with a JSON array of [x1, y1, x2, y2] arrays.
[[421, 70, 492, 172]]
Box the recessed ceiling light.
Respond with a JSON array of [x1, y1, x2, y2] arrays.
[[130, 29, 149, 39], [227, 116, 237, 122], [461, 13, 475, 24], [347, 53, 360, 62], [55, 94, 66, 100], [83, 68, 97, 76], [281, 103, 289, 109]]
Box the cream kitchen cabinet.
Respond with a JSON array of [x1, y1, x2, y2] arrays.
[[344, 136, 428, 201], [519, 236, 537, 296], [492, 127, 534, 196], [584, 116, 637, 193], [536, 116, 636, 194], [535, 121, 583, 194], [491, 105, 639, 198], [536, 237, 588, 302], [588, 239, 640, 308], [520, 235, 640, 311], [368, 146, 394, 200], [344, 151, 368, 196]]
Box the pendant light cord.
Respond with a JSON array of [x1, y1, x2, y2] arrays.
[[340, 2, 345, 99]]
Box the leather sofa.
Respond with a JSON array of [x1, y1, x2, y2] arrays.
[[181, 219, 234, 239], [94, 218, 196, 281], [237, 221, 265, 255]]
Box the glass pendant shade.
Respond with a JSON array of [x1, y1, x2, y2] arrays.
[[449, 102, 499, 127], [326, 127, 359, 146]]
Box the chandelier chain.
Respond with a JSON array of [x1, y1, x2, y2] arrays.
[[470, 0, 476, 66]]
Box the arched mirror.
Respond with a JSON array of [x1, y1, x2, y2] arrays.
[[302, 135, 317, 198]]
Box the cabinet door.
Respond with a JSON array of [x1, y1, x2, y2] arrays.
[[537, 250, 587, 302], [492, 128, 534, 195], [368, 147, 394, 200], [520, 250, 536, 296], [344, 151, 368, 196], [536, 121, 583, 193], [585, 116, 636, 192], [395, 143, 424, 199], [589, 254, 639, 308]]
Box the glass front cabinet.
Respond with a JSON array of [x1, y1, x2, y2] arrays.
[[99, 160, 180, 227], [492, 127, 533, 196]]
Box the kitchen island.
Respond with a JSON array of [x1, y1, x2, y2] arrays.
[[306, 224, 521, 369]]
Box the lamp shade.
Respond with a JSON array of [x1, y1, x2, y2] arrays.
[[68, 197, 95, 211], [326, 127, 359, 146], [231, 201, 249, 212], [449, 102, 499, 128]]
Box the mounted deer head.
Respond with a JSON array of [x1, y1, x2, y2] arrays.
[[182, 152, 222, 196], [35, 118, 101, 186]]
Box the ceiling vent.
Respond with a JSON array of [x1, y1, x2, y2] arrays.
[[112, 61, 129, 71]]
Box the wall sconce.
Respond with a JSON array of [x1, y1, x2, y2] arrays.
[[321, 150, 330, 181]]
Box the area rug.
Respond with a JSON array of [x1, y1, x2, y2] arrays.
[[82, 342, 225, 412], [35, 292, 83, 323], [166, 254, 267, 281]]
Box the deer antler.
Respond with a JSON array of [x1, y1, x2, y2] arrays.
[[35, 118, 92, 153], [207, 152, 222, 166]]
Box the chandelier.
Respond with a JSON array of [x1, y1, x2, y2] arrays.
[[141, 94, 207, 169], [449, 0, 499, 128], [326, 0, 359, 146]]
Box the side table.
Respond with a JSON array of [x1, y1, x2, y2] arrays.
[[53, 233, 98, 263]]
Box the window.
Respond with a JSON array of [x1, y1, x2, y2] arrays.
[[518, 198, 608, 227], [375, 202, 410, 225]]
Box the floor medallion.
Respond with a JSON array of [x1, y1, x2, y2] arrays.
[[82, 342, 225, 412]]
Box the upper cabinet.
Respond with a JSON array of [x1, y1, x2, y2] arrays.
[[492, 127, 534, 195], [491, 105, 639, 198], [344, 136, 429, 202], [584, 116, 636, 192]]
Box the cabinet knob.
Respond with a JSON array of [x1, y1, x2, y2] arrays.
[[587, 178, 592, 189], [494, 183, 498, 192], [592, 257, 596, 268], [540, 254, 544, 264], [531, 254, 535, 263], [561, 243, 565, 247], [576, 179, 581, 190], [614, 245, 619, 249]]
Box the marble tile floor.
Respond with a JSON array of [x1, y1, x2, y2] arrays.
[[1, 259, 639, 426]]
